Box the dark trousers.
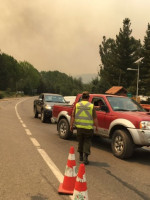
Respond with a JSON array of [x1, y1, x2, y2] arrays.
[[77, 128, 93, 155]]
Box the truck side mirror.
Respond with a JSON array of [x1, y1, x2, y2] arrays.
[[101, 105, 109, 112]]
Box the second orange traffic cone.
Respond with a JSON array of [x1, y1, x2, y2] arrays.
[[58, 146, 77, 194], [73, 163, 88, 199]]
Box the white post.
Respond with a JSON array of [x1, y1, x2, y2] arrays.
[[136, 62, 139, 101], [135, 57, 144, 101], [127, 57, 144, 102]]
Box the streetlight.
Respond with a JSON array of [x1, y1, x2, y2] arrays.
[[127, 57, 144, 101]]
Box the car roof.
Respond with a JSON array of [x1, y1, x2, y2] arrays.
[[78, 93, 128, 98], [42, 93, 63, 96]]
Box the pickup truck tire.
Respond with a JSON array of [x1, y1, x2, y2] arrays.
[[58, 118, 71, 139], [34, 107, 38, 118], [41, 110, 46, 123], [111, 129, 134, 159]]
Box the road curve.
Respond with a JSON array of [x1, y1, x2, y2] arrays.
[[0, 97, 150, 200]]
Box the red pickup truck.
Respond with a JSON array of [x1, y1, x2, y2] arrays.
[[140, 104, 150, 112], [52, 94, 150, 159]]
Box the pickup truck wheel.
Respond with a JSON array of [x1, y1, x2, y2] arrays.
[[34, 107, 38, 118], [58, 119, 71, 139], [111, 129, 134, 159], [41, 110, 46, 123]]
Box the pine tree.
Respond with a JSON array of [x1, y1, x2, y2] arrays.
[[98, 18, 141, 93], [115, 18, 141, 89], [99, 36, 119, 89], [140, 23, 150, 95]]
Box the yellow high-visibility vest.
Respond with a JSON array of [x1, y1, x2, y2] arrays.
[[75, 101, 94, 129]]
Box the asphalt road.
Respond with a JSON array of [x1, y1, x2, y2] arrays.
[[0, 97, 150, 200]]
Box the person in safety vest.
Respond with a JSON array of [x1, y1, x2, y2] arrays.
[[70, 91, 98, 165]]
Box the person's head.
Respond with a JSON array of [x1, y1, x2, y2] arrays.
[[98, 100, 104, 107], [82, 91, 90, 100]]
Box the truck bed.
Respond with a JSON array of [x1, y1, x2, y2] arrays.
[[52, 104, 74, 118]]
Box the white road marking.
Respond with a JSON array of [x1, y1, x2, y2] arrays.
[[30, 137, 40, 147], [16, 112, 20, 119], [22, 123, 27, 128], [15, 98, 73, 199], [25, 129, 32, 136], [38, 148, 64, 183]]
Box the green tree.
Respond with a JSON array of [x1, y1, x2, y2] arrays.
[[0, 53, 21, 91], [115, 18, 141, 88], [99, 36, 118, 89], [19, 61, 41, 95], [39, 70, 84, 96], [140, 23, 150, 95], [98, 18, 141, 94]]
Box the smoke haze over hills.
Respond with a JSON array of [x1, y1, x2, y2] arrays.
[[0, 0, 150, 76]]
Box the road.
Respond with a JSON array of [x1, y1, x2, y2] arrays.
[[0, 97, 150, 200]]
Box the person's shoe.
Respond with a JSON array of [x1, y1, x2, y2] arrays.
[[79, 153, 83, 162], [83, 153, 89, 165]]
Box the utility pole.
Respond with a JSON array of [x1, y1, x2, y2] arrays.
[[127, 57, 144, 101]]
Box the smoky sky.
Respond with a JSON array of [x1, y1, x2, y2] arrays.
[[0, 0, 150, 75]]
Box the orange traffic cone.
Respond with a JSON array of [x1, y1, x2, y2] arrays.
[[58, 146, 77, 194], [73, 163, 88, 199]]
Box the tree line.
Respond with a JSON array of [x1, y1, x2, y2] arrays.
[[0, 18, 150, 97], [0, 53, 86, 96]]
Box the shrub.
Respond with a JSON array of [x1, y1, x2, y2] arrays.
[[0, 93, 4, 99]]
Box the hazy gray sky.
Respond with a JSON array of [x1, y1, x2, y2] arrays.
[[0, 0, 150, 76]]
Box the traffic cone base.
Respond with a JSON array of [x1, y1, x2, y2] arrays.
[[73, 190, 88, 199], [73, 164, 88, 199], [58, 146, 77, 194], [58, 175, 76, 194]]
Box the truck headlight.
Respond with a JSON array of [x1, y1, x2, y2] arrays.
[[45, 105, 52, 110], [140, 121, 150, 130]]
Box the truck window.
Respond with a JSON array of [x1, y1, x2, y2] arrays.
[[45, 95, 65, 103], [92, 98, 105, 105], [107, 96, 144, 111], [92, 97, 105, 110]]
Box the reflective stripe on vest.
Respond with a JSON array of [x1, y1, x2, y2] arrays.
[[75, 101, 94, 129]]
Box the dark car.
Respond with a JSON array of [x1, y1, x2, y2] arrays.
[[33, 93, 69, 123]]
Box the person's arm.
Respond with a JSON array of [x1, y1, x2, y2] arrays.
[[70, 106, 76, 132], [94, 118, 98, 131], [94, 106, 100, 110], [93, 107, 98, 131]]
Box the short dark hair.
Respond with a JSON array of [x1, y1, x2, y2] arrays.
[[82, 91, 90, 99]]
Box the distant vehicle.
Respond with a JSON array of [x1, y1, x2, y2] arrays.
[[140, 100, 150, 112], [33, 93, 69, 123], [64, 96, 76, 105], [52, 93, 150, 159]]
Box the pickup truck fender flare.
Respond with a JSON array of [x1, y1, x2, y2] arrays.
[[109, 118, 136, 138], [57, 111, 71, 124]]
